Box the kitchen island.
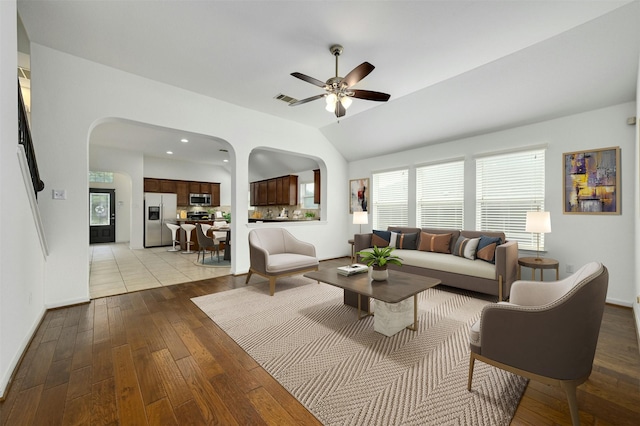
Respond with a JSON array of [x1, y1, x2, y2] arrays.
[[248, 218, 320, 223]]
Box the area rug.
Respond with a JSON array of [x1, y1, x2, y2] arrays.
[[191, 276, 527, 425]]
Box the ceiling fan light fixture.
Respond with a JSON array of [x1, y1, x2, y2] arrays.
[[340, 95, 352, 109], [325, 93, 337, 106]]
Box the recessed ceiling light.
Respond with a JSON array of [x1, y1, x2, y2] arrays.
[[166, 151, 173, 155], [223, 159, 229, 163], [181, 138, 189, 143]]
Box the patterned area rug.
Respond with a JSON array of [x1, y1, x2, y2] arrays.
[[191, 276, 527, 425]]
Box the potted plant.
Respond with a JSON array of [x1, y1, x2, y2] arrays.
[[356, 245, 403, 281], [305, 212, 316, 220]]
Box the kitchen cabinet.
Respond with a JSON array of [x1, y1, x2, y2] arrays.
[[160, 179, 176, 193], [249, 183, 256, 206], [211, 183, 220, 206], [176, 181, 189, 206], [144, 178, 220, 207], [314, 169, 320, 204], [267, 180, 277, 205], [250, 175, 298, 206], [258, 181, 268, 205], [144, 178, 160, 192]]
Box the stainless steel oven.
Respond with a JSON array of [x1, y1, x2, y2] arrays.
[[189, 193, 211, 206]]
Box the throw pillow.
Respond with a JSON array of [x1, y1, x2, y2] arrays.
[[396, 232, 419, 250], [372, 230, 391, 247], [418, 232, 452, 254], [453, 236, 480, 260], [476, 235, 503, 263]]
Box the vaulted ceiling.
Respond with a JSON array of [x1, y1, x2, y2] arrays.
[[18, 0, 640, 170]]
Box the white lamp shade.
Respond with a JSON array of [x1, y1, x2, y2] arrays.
[[340, 95, 353, 109], [525, 211, 551, 233], [353, 211, 368, 225]]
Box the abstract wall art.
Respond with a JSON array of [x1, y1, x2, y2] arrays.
[[563, 146, 620, 214], [349, 178, 369, 213]]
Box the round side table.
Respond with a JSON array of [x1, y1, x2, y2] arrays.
[[518, 257, 559, 281]]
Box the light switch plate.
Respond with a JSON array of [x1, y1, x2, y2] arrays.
[[52, 189, 67, 200]]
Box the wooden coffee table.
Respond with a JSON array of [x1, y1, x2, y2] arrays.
[[304, 269, 441, 334]]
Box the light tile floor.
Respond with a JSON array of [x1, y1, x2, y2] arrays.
[[89, 243, 232, 299]]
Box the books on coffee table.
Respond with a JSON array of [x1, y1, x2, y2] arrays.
[[337, 264, 369, 276]]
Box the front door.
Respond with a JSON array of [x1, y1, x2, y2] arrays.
[[89, 188, 116, 244]]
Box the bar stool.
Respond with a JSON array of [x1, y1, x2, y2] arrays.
[[166, 223, 181, 252], [181, 224, 196, 254]]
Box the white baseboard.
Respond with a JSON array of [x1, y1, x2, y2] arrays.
[[605, 297, 632, 307], [45, 296, 90, 310]]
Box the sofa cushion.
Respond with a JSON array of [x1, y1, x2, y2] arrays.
[[396, 232, 419, 250], [453, 236, 480, 260], [372, 230, 402, 248], [418, 232, 452, 254], [476, 235, 503, 263], [266, 253, 319, 274], [395, 249, 496, 280]]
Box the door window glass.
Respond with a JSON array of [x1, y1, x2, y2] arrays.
[[90, 193, 110, 226]]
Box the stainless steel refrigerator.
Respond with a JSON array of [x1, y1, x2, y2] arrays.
[[144, 193, 178, 247]]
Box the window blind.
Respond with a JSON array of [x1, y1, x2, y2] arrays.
[[416, 160, 464, 229], [476, 149, 546, 250], [372, 169, 408, 230]]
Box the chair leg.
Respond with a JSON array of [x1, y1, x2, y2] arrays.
[[467, 353, 476, 391], [269, 276, 276, 296], [561, 380, 581, 426], [245, 270, 253, 284]]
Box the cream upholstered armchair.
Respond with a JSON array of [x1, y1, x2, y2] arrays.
[[246, 228, 319, 296], [467, 262, 608, 426]]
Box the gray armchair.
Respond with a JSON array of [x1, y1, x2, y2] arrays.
[[246, 228, 319, 296], [467, 261, 608, 426]]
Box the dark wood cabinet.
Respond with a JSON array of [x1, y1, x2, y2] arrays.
[[211, 183, 220, 206], [160, 179, 176, 193], [314, 169, 321, 204], [145, 178, 220, 206], [189, 182, 200, 194], [176, 181, 189, 206], [250, 175, 299, 206], [144, 178, 161, 192]]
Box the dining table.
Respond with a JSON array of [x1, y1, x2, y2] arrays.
[[207, 226, 231, 261]]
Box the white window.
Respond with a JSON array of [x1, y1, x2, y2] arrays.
[[372, 169, 408, 229], [476, 148, 546, 251], [299, 183, 318, 209], [416, 160, 464, 229], [89, 171, 113, 183]]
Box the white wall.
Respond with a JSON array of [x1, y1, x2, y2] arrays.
[[143, 156, 232, 206], [0, 0, 47, 397], [351, 102, 637, 305], [30, 44, 348, 308]]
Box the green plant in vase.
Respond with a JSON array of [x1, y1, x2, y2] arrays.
[[356, 245, 403, 281]]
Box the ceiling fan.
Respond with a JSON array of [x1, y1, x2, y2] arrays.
[[289, 44, 390, 118]]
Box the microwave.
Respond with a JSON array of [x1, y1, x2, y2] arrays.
[[189, 193, 211, 206]]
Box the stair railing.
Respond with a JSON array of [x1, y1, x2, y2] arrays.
[[18, 80, 45, 198]]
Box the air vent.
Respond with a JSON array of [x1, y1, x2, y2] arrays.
[[274, 93, 298, 104]]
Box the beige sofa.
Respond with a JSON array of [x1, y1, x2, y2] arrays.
[[354, 227, 518, 300]]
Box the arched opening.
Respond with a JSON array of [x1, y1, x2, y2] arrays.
[[88, 118, 234, 298]]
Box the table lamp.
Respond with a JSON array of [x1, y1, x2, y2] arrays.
[[525, 211, 551, 261], [353, 211, 368, 234]]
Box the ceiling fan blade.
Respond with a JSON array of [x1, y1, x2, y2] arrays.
[[291, 72, 326, 88], [335, 100, 346, 118], [342, 62, 375, 88], [289, 94, 325, 106], [351, 89, 391, 102]]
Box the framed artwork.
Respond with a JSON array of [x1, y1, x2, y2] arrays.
[[563, 146, 620, 214], [349, 178, 369, 213]]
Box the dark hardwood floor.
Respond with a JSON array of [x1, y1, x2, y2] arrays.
[[1, 257, 638, 425]]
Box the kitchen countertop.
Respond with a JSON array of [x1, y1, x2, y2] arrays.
[[248, 218, 319, 222]]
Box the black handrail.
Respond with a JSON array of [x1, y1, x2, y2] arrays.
[[18, 80, 45, 198]]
